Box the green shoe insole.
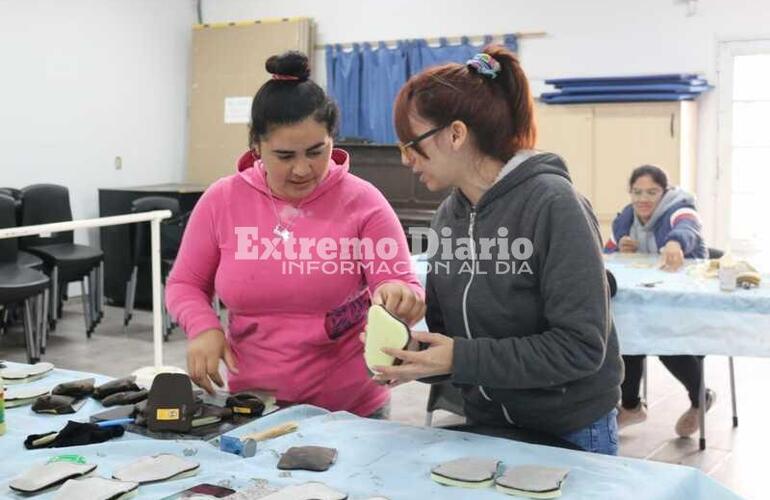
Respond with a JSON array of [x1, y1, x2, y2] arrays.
[[363, 305, 411, 374]]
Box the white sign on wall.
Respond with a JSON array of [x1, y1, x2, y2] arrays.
[[224, 96, 253, 124]]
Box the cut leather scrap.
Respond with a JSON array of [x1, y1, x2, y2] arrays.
[[132, 400, 149, 426], [277, 446, 339, 472], [9, 461, 97, 494], [364, 304, 411, 374], [32, 394, 88, 414], [495, 465, 570, 498], [101, 389, 148, 407], [158, 482, 235, 499], [1, 361, 54, 384], [260, 482, 348, 500], [52, 378, 96, 398], [93, 376, 140, 400], [112, 454, 199, 484], [431, 457, 501, 488], [54, 476, 139, 500]]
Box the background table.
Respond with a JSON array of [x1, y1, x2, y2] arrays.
[[604, 253, 770, 357]]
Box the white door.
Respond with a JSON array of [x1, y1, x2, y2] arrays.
[[717, 40, 770, 263]]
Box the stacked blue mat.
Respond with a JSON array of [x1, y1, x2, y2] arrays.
[[541, 74, 713, 104]]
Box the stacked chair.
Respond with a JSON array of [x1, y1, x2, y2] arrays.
[[0, 193, 50, 362], [19, 184, 104, 343], [123, 196, 181, 340], [0, 187, 43, 270]]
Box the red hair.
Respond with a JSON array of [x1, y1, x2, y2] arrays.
[[394, 45, 536, 162]]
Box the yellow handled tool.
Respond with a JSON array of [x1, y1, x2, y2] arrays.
[[241, 421, 298, 442]]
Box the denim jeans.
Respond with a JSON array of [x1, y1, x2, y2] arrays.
[[559, 408, 618, 455]]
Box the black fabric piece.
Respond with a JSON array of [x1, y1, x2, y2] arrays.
[[277, 446, 338, 472], [24, 421, 124, 449], [93, 377, 140, 400], [52, 378, 95, 398], [101, 389, 148, 407], [32, 394, 86, 415], [133, 400, 148, 426]]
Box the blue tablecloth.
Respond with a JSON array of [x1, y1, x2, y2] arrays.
[[604, 254, 770, 356], [412, 254, 770, 357], [0, 364, 741, 499]]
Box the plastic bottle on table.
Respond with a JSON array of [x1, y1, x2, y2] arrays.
[[719, 254, 738, 292]]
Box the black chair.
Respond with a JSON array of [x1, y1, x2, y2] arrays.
[[123, 196, 180, 339], [19, 184, 104, 340], [0, 187, 22, 224], [0, 194, 50, 363], [0, 187, 42, 270]]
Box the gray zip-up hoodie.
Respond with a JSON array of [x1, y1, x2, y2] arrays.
[[425, 152, 622, 435]]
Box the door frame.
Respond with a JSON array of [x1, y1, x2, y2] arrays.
[[715, 38, 770, 250]]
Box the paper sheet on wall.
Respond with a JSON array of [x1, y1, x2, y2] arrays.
[[224, 97, 253, 124]]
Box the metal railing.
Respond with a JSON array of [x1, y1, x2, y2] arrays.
[[0, 210, 172, 367]]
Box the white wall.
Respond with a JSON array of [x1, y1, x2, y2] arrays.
[[202, 0, 770, 245], [0, 0, 196, 241]]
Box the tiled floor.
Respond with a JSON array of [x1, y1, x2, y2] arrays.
[[1, 301, 762, 498]]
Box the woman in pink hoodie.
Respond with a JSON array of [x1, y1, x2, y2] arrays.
[[165, 52, 424, 418]]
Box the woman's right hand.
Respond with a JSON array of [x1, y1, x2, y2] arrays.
[[187, 329, 238, 394], [619, 236, 638, 253]]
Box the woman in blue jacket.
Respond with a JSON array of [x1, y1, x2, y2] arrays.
[[605, 165, 714, 437]]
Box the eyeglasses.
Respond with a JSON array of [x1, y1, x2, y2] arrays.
[[397, 125, 446, 160], [630, 188, 664, 200]]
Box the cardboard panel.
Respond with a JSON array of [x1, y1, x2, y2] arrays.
[[187, 19, 312, 185]]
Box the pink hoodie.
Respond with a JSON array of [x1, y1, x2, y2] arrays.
[[165, 149, 423, 416]]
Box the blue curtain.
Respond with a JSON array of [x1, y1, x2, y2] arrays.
[[326, 34, 518, 144]]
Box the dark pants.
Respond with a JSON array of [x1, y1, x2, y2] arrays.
[[621, 354, 703, 409]]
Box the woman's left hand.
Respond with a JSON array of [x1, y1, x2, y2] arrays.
[[372, 331, 454, 384], [660, 240, 684, 272], [372, 282, 426, 326]]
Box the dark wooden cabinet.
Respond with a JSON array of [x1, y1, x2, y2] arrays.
[[98, 183, 205, 307], [341, 143, 451, 251]]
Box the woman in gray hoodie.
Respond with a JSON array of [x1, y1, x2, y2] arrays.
[[370, 46, 623, 455]]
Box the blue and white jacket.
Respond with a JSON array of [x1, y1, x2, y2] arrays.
[[604, 187, 707, 259]]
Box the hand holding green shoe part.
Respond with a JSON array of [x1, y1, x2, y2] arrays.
[[363, 305, 411, 375]]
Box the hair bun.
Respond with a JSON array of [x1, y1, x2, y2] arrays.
[[266, 51, 311, 81]]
